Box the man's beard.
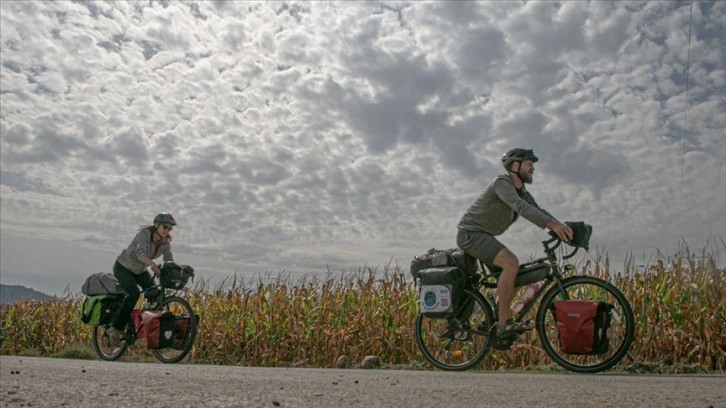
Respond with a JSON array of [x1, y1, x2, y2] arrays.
[[520, 171, 533, 184]]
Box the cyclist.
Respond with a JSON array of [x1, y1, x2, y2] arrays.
[[106, 213, 178, 346], [456, 148, 573, 338]]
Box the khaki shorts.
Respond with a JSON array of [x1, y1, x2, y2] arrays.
[[456, 229, 505, 272]]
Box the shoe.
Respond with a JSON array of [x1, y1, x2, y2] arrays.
[[496, 317, 532, 338], [106, 326, 122, 347]]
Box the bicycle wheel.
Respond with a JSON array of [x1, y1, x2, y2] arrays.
[[414, 289, 495, 371], [536, 276, 635, 373], [91, 324, 128, 361], [151, 295, 197, 364]]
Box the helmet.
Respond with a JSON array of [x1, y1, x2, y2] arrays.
[[501, 148, 539, 170], [153, 213, 177, 226]]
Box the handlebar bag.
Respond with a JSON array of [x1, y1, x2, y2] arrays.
[[553, 300, 614, 355], [159, 263, 194, 290], [565, 221, 593, 250], [142, 311, 176, 349]]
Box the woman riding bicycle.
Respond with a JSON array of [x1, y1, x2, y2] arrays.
[[456, 148, 573, 339], [106, 212, 179, 346]]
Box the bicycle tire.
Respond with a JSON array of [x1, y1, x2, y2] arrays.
[[150, 295, 197, 364], [91, 324, 128, 361], [414, 288, 495, 371], [535, 276, 635, 373]]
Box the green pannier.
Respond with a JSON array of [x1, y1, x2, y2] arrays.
[[81, 295, 121, 325]]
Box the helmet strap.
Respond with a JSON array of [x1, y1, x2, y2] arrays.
[[509, 161, 524, 186]]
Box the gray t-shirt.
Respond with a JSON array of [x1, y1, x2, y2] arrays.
[[457, 173, 554, 236]]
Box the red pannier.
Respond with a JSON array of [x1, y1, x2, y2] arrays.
[[172, 315, 194, 350], [141, 311, 176, 349], [553, 300, 613, 355]]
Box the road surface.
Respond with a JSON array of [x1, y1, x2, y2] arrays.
[[1, 356, 724, 407]]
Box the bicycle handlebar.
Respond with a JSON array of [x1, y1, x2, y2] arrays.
[[544, 232, 580, 260]]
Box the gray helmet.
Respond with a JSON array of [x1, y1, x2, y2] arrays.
[[501, 148, 539, 170], [153, 213, 177, 226]]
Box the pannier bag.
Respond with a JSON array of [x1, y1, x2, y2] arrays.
[[142, 311, 176, 349], [81, 295, 121, 325], [553, 300, 614, 355], [159, 262, 195, 290], [417, 266, 467, 318], [411, 248, 477, 280], [81, 273, 125, 296], [173, 316, 190, 350], [171, 313, 199, 350]]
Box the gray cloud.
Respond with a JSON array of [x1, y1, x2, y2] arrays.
[[0, 170, 63, 195], [1, 1, 724, 295]]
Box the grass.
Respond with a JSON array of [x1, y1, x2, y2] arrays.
[[1, 242, 724, 373]]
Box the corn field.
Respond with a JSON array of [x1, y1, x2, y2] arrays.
[[1, 246, 724, 371]]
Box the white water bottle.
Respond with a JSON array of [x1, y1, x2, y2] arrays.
[[512, 283, 540, 313]]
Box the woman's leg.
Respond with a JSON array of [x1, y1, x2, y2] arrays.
[[111, 262, 139, 331]]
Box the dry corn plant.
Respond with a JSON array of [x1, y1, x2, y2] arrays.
[[1, 243, 723, 372]]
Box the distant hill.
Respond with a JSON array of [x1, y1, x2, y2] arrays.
[[0, 284, 54, 303]]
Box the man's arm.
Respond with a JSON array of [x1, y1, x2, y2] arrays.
[[495, 178, 573, 241], [493, 178, 551, 229]]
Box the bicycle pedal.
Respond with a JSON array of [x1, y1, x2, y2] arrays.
[[489, 326, 517, 351]]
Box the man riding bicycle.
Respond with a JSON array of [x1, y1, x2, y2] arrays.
[[456, 148, 573, 339]]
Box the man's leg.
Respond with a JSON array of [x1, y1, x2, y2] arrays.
[[492, 248, 519, 327]]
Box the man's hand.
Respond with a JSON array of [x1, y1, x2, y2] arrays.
[[546, 219, 573, 242]]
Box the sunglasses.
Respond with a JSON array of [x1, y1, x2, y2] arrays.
[[160, 224, 174, 231]]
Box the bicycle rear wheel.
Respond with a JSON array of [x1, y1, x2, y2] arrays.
[[536, 276, 634, 373], [91, 324, 128, 361], [414, 289, 495, 371], [151, 295, 197, 364]]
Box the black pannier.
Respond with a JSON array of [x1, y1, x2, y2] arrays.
[[417, 266, 468, 319]]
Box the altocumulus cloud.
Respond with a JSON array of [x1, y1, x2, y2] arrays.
[[0, 1, 724, 295]]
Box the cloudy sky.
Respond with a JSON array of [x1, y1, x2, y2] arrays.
[[1, 1, 724, 296]]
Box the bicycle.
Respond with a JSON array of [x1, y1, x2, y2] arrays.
[[413, 222, 635, 373], [91, 262, 198, 364]]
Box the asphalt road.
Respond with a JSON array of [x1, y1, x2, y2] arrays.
[[1, 356, 724, 408]]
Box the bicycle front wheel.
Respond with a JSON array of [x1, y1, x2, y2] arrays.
[[91, 324, 128, 361], [414, 289, 495, 371], [151, 295, 198, 364], [536, 276, 635, 373]]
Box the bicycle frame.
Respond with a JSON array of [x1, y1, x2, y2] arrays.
[[477, 234, 581, 319]]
